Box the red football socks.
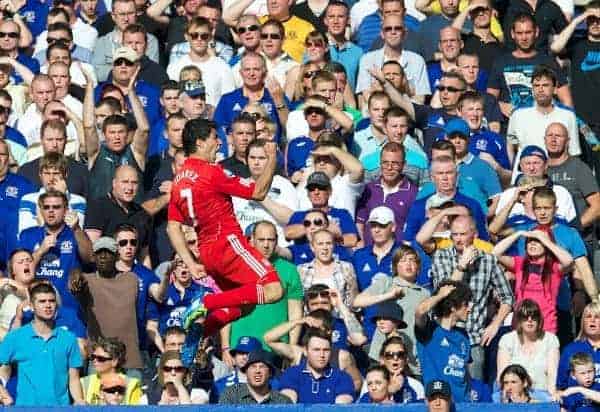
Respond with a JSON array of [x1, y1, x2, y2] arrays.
[[204, 307, 242, 336], [204, 284, 264, 310]]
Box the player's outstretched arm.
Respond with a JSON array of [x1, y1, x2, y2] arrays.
[[251, 142, 278, 201]]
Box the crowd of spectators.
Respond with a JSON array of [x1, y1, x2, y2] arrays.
[[0, 0, 599, 407]]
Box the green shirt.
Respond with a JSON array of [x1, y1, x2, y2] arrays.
[[230, 257, 304, 350]]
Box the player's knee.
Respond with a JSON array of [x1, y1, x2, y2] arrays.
[[263, 282, 283, 303]]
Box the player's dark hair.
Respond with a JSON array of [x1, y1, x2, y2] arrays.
[[432, 280, 472, 318], [182, 118, 217, 156]]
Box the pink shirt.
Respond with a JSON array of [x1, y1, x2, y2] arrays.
[[512, 256, 563, 333]]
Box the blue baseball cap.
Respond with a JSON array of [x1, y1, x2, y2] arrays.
[[444, 118, 470, 138], [520, 145, 547, 162], [231, 336, 262, 354], [180, 80, 206, 98]]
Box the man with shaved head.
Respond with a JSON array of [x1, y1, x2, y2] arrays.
[[431, 213, 514, 380], [546, 122, 600, 253], [427, 26, 465, 91], [84, 165, 152, 263]]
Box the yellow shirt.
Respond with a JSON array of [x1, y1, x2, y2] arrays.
[[435, 237, 494, 253], [259, 15, 316, 62], [428, 0, 504, 41], [81, 373, 142, 405]]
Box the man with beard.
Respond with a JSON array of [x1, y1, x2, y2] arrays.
[[219, 350, 291, 404], [70, 237, 143, 376], [551, 1, 600, 137], [19, 190, 93, 311], [487, 13, 571, 117]]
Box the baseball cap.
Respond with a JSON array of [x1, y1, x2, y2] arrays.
[[306, 172, 331, 190], [368, 206, 395, 225], [231, 336, 262, 354], [100, 373, 126, 389], [520, 145, 547, 162], [112, 46, 138, 64], [426, 380, 452, 399], [425, 193, 454, 210], [370, 301, 407, 329], [180, 80, 206, 98], [444, 118, 470, 138], [241, 349, 277, 372], [93, 237, 117, 254]]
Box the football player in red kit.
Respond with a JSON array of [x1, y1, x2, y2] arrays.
[[167, 118, 283, 325]]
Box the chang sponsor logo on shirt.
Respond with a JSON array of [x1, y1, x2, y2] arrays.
[[443, 354, 466, 378], [39, 253, 64, 278], [581, 51, 600, 72]]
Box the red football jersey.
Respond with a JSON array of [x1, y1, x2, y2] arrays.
[[168, 158, 256, 244]]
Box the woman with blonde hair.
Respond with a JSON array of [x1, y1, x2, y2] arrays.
[[285, 31, 329, 101], [557, 302, 600, 389]]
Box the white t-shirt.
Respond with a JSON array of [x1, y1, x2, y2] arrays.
[[297, 172, 364, 218], [495, 185, 577, 223], [17, 104, 80, 161], [507, 105, 580, 156], [286, 108, 354, 141], [166, 55, 236, 107], [233, 175, 299, 247]]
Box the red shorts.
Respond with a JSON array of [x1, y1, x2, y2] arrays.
[[199, 233, 280, 290]]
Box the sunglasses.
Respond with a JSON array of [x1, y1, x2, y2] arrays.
[[307, 290, 330, 300], [47, 36, 69, 44], [470, 6, 489, 14], [587, 16, 600, 25], [383, 350, 406, 360], [0, 106, 11, 116], [42, 204, 63, 210], [163, 365, 186, 373], [306, 40, 324, 48], [303, 218, 324, 227], [370, 222, 390, 229], [305, 107, 325, 116], [242, 112, 261, 121], [303, 70, 318, 79], [383, 25, 404, 33], [437, 85, 464, 93], [0, 32, 19, 39], [102, 386, 126, 395], [90, 354, 113, 362], [188, 32, 211, 40], [114, 58, 135, 67], [237, 24, 259, 34], [260, 32, 282, 40], [118, 239, 138, 247]]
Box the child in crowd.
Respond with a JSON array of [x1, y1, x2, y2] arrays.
[[560, 353, 600, 412]]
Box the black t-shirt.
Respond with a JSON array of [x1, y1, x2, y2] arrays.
[[145, 159, 174, 266], [462, 32, 505, 73], [501, 0, 567, 53], [290, 2, 327, 34], [487, 51, 567, 106], [568, 38, 600, 127], [138, 56, 169, 89], [17, 157, 89, 197], [219, 156, 251, 178], [84, 194, 153, 248]]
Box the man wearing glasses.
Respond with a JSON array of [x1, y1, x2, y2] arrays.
[[357, 14, 430, 109], [259, 20, 297, 90], [167, 16, 235, 108], [92, 0, 159, 81], [19, 189, 94, 312], [285, 171, 358, 249], [0, 20, 39, 84], [230, 15, 262, 84], [551, 1, 600, 138]]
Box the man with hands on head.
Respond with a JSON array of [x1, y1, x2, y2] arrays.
[[18, 189, 93, 312]]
